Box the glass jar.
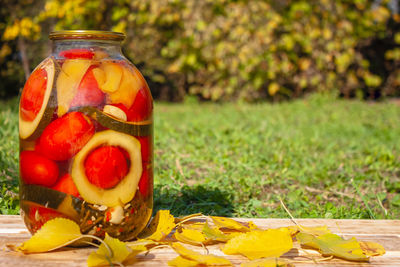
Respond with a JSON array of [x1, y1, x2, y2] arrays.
[[19, 30, 153, 241]]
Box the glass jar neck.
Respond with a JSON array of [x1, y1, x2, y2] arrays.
[[51, 39, 123, 59]]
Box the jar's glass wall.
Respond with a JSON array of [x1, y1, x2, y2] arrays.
[[18, 31, 153, 241]]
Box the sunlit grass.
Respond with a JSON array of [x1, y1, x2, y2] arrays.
[[1, 94, 400, 218]]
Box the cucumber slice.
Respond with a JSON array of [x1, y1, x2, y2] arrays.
[[77, 106, 152, 137]]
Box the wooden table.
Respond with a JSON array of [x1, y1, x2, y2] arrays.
[[1, 215, 399, 266]]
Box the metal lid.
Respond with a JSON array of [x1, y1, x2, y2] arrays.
[[49, 30, 125, 41]]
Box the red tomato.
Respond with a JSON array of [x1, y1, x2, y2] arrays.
[[36, 112, 95, 161], [118, 147, 131, 167], [70, 66, 105, 108], [138, 163, 152, 198], [126, 87, 153, 122], [20, 67, 47, 121], [20, 150, 59, 187], [84, 146, 128, 189], [59, 48, 94, 59], [28, 205, 67, 233], [137, 136, 152, 163], [51, 173, 80, 198]]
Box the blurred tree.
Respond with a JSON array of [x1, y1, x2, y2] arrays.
[[0, 0, 43, 97], [1, 0, 399, 101]]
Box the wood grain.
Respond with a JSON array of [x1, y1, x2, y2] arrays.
[[0, 215, 399, 266]]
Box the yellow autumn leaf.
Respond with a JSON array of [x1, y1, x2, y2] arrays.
[[222, 228, 293, 260], [168, 256, 200, 267], [241, 257, 293, 267], [182, 222, 207, 231], [127, 239, 166, 251], [211, 216, 250, 232], [175, 213, 203, 224], [286, 226, 299, 236], [247, 221, 259, 230], [139, 210, 176, 241], [202, 222, 238, 242], [360, 241, 385, 257], [170, 243, 232, 266], [18, 218, 82, 253], [297, 233, 369, 262], [87, 233, 138, 267], [291, 225, 332, 236], [174, 227, 208, 246]]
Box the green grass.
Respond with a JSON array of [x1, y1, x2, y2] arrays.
[[1, 94, 400, 219], [0, 97, 19, 214]]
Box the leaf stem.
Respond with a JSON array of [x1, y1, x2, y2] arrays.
[[82, 234, 114, 259], [279, 197, 306, 232]]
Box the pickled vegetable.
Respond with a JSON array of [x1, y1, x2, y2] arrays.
[[36, 112, 95, 161], [20, 31, 153, 240], [78, 106, 151, 136], [84, 146, 128, 189], [70, 66, 105, 108], [99, 62, 122, 93], [20, 151, 59, 187], [56, 59, 92, 116], [138, 162, 152, 198], [51, 174, 80, 198], [20, 68, 47, 122], [103, 104, 128, 121], [19, 58, 56, 140], [108, 64, 142, 108], [59, 48, 94, 59], [126, 87, 153, 122], [71, 130, 142, 207], [26, 205, 68, 233]]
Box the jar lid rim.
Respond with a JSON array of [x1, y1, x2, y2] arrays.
[[49, 30, 125, 41]]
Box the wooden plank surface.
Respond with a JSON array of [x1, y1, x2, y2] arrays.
[[0, 215, 399, 266]]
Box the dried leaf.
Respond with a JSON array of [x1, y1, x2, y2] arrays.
[[127, 239, 166, 251], [170, 243, 232, 266], [286, 226, 299, 236], [182, 222, 207, 231], [241, 257, 293, 267], [298, 225, 332, 236], [168, 256, 200, 267], [210, 216, 250, 232], [297, 233, 369, 262], [202, 222, 237, 242], [175, 213, 203, 224], [247, 221, 259, 230], [87, 233, 138, 267], [360, 241, 385, 257], [12, 210, 387, 267], [174, 227, 207, 246], [287, 225, 332, 237], [18, 218, 82, 253], [139, 210, 176, 241], [222, 228, 293, 260]]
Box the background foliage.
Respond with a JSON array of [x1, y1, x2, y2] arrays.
[[1, 0, 400, 101]]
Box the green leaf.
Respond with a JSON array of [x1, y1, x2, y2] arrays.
[[297, 233, 369, 261]]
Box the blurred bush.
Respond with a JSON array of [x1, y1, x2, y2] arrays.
[[1, 0, 399, 101]]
